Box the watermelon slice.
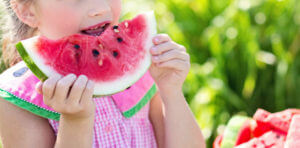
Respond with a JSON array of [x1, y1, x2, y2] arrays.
[[235, 130, 286, 148], [220, 115, 252, 148], [284, 115, 300, 148], [15, 12, 157, 96]]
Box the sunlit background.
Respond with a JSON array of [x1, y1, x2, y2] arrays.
[[1, 0, 300, 147]]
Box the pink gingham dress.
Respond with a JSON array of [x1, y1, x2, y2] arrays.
[[0, 62, 158, 148]]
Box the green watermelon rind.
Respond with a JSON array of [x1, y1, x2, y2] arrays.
[[123, 84, 157, 118], [15, 12, 157, 96], [16, 40, 148, 98], [221, 115, 250, 148], [16, 42, 48, 82]]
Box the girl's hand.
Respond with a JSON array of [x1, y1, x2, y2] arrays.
[[35, 74, 96, 121], [149, 34, 190, 93]]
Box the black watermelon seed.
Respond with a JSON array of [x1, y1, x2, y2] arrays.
[[75, 53, 80, 63], [126, 86, 131, 90], [117, 37, 123, 43], [113, 25, 119, 29], [92, 49, 100, 57], [74, 44, 80, 49], [113, 51, 119, 57]]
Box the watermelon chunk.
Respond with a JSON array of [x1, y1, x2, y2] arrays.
[[213, 135, 223, 148], [214, 109, 300, 148], [235, 131, 286, 148], [16, 12, 157, 96], [220, 115, 252, 148], [284, 115, 300, 148], [253, 109, 291, 135]]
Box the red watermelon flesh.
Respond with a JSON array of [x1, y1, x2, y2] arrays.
[[235, 131, 286, 148], [284, 115, 300, 148], [214, 121, 252, 148], [253, 109, 290, 135], [213, 135, 223, 148], [235, 120, 252, 146], [16, 12, 157, 96]]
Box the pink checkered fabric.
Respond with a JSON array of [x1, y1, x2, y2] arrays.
[[48, 96, 157, 148]]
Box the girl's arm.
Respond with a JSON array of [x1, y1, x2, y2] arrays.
[[150, 92, 206, 148], [0, 98, 56, 148], [55, 115, 95, 148], [149, 34, 206, 148], [149, 92, 165, 148], [36, 74, 96, 148]]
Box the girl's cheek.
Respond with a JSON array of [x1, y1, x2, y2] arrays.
[[38, 7, 82, 39]]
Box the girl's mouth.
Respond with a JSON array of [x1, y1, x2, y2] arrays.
[[81, 22, 111, 36]]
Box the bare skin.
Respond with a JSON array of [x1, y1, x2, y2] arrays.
[[40, 74, 96, 148], [149, 34, 206, 148], [0, 0, 206, 147]]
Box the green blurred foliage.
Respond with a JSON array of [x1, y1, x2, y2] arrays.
[[0, 0, 300, 147], [123, 0, 300, 146]]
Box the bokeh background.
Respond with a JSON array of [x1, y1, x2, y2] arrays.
[[1, 0, 300, 147]]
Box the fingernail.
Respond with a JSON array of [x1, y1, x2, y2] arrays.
[[69, 73, 76, 78], [79, 74, 87, 79], [153, 56, 159, 61], [151, 47, 157, 52], [154, 38, 159, 43]]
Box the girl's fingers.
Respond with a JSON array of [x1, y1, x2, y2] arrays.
[[157, 59, 190, 71], [53, 74, 77, 104], [152, 34, 171, 45], [80, 80, 95, 106], [151, 41, 186, 56], [151, 41, 177, 56], [67, 75, 88, 105], [42, 75, 62, 105], [152, 49, 190, 64]]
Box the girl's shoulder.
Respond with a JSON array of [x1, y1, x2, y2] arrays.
[[0, 61, 60, 120], [0, 61, 158, 120], [0, 61, 37, 93]]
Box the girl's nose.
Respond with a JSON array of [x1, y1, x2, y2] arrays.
[[88, 2, 111, 17]]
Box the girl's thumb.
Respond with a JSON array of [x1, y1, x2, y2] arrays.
[[35, 81, 43, 94]]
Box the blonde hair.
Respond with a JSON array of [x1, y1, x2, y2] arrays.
[[1, 0, 38, 67]]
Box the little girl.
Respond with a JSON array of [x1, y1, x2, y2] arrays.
[[0, 0, 205, 147]]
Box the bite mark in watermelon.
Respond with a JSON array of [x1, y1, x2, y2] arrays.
[[16, 12, 157, 96]]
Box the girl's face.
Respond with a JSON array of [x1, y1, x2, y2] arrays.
[[34, 0, 122, 40]]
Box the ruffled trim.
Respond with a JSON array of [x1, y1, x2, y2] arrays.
[[0, 88, 60, 120], [122, 84, 157, 118], [0, 84, 157, 120]]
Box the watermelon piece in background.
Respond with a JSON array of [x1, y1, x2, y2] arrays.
[[16, 12, 157, 96], [284, 115, 300, 148], [235, 119, 253, 146], [213, 135, 223, 148], [253, 108, 300, 135], [235, 130, 286, 148], [220, 115, 252, 148], [253, 109, 273, 137]]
